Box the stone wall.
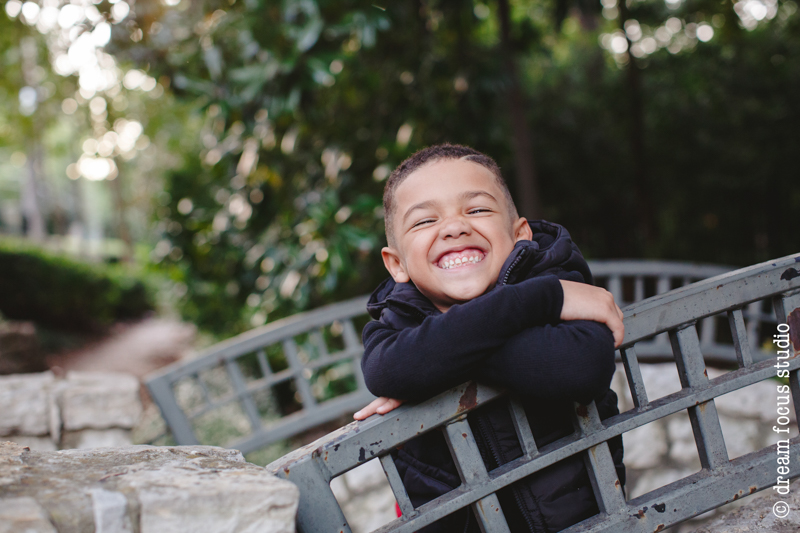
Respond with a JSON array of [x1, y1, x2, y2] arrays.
[[0, 442, 298, 533], [0, 370, 142, 451]]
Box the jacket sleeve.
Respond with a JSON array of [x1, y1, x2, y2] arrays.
[[361, 276, 564, 401], [477, 320, 616, 404]]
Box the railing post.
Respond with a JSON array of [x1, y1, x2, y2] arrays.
[[670, 325, 729, 470], [146, 374, 199, 445]]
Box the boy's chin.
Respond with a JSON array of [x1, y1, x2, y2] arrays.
[[440, 285, 490, 305]]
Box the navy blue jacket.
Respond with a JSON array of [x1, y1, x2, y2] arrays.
[[362, 220, 625, 533]]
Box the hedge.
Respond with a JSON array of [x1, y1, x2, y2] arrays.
[[0, 239, 154, 331]]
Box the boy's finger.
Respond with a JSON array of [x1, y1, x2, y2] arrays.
[[376, 398, 404, 413], [611, 319, 624, 347], [353, 397, 389, 420]]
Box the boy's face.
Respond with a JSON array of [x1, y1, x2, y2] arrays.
[[382, 159, 532, 312]]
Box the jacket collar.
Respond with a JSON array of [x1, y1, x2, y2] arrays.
[[367, 220, 590, 321]]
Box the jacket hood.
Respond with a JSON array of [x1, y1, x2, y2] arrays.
[[367, 220, 591, 321]]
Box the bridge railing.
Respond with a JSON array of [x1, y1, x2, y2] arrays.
[[267, 254, 800, 533], [146, 296, 373, 453], [144, 259, 777, 452]]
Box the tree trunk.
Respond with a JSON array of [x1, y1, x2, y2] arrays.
[[109, 173, 133, 263], [496, 0, 542, 220], [22, 145, 46, 241], [618, 4, 655, 247]]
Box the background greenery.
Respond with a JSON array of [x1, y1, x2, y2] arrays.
[[0, 238, 154, 331], [1, 0, 797, 337]]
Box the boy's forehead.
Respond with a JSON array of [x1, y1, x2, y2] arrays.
[[394, 159, 503, 210]]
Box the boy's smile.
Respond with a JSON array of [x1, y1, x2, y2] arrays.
[[381, 159, 532, 312]]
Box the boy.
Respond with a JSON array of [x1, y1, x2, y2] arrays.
[[355, 144, 625, 533]]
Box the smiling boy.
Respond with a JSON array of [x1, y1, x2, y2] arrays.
[[356, 144, 625, 532]]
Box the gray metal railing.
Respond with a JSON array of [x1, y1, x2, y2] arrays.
[[267, 254, 800, 533], [146, 296, 373, 453], [145, 259, 778, 451]]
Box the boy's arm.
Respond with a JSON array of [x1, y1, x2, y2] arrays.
[[478, 319, 617, 404], [355, 320, 614, 419], [361, 276, 565, 402], [360, 276, 623, 402]]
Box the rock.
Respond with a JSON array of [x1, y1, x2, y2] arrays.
[[709, 371, 796, 424], [0, 496, 57, 533], [330, 475, 350, 503], [717, 415, 760, 459], [666, 412, 699, 465], [622, 420, 668, 469], [1, 443, 299, 533], [0, 372, 54, 436], [341, 482, 397, 533], [5, 435, 57, 452], [60, 371, 142, 431], [639, 363, 683, 401], [60, 429, 132, 450], [90, 489, 132, 533], [343, 458, 388, 495]]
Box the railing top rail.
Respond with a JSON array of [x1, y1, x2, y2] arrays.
[[148, 295, 370, 382], [588, 259, 733, 278], [620, 253, 800, 346]]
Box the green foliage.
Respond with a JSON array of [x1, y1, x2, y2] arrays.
[[0, 239, 154, 331], [60, 0, 800, 335]]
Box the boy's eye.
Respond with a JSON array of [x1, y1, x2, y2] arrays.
[[468, 208, 491, 214], [412, 219, 434, 228]]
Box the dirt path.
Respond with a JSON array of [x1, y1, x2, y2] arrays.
[[46, 318, 197, 379]]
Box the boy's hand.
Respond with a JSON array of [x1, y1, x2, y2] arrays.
[[353, 397, 405, 420], [559, 280, 625, 347]]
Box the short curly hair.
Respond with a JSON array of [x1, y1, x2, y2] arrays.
[[383, 143, 518, 247]]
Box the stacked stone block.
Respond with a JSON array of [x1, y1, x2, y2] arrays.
[[0, 370, 142, 451]]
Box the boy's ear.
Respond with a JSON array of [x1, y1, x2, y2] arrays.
[[513, 217, 533, 242], [381, 247, 411, 283]]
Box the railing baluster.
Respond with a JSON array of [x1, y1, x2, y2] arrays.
[[285, 458, 350, 533], [634, 276, 644, 302], [573, 402, 626, 513], [727, 308, 753, 367], [443, 419, 512, 533], [380, 454, 416, 518], [508, 399, 538, 458], [344, 319, 369, 393], [146, 375, 199, 445], [584, 441, 627, 512], [284, 338, 317, 409], [311, 328, 329, 360], [620, 346, 648, 408], [226, 359, 262, 430], [607, 275, 623, 306], [744, 301, 761, 353], [196, 374, 214, 406], [699, 315, 717, 350], [256, 348, 272, 379], [774, 290, 800, 324], [670, 325, 729, 470]]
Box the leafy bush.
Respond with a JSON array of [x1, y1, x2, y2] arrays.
[[0, 239, 154, 331]]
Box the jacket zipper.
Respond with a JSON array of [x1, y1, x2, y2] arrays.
[[501, 249, 528, 286]]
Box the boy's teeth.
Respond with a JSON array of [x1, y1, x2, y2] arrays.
[[438, 250, 485, 269]]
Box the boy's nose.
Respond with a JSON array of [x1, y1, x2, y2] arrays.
[[439, 216, 471, 239]]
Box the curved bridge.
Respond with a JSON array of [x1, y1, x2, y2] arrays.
[[145, 259, 774, 453], [266, 254, 800, 532]]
